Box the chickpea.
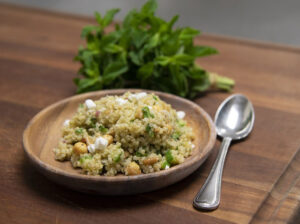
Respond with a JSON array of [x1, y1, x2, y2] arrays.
[[126, 162, 141, 175], [153, 105, 161, 112], [135, 109, 143, 119], [103, 134, 113, 145], [166, 125, 173, 134], [143, 156, 159, 165], [73, 142, 88, 154], [108, 129, 115, 136]]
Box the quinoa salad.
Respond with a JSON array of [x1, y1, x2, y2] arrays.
[[54, 92, 195, 176]]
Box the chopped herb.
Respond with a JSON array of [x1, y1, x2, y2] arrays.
[[90, 117, 97, 128], [113, 152, 122, 163], [79, 103, 84, 108], [142, 106, 154, 118], [161, 161, 170, 169], [80, 154, 92, 163], [165, 150, 174, 164], [146, 124, 154, 137], [135, 151, 145, 157], [91, 117, 97, 124], [171, 131, 181, 140], [155, 149, 161, 155], [176, 119, 186, 127], [130, 119, 135, 122], [99, 124, 108, 133], [75, 128, 83, 135], [88, 129, 95, 136], [153, 95, 158, 101]]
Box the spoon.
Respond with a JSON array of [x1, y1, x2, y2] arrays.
[[193, 94, 255, 210]]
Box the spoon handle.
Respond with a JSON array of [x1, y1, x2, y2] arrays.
[[193, 137, 231, 210]]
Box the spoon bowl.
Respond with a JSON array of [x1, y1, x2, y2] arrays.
[[215, 94, 255, 140]]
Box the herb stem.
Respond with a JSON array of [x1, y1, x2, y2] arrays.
[[209, 72, 235, 91]]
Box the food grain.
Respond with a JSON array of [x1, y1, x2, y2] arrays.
[[53, 92, 195, 176]]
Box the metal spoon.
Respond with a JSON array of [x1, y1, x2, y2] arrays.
[[193, 94, 255, 210]]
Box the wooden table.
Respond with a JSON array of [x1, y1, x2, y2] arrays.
[[1, 3, 299, 224]]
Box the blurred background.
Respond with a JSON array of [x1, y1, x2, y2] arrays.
[[1, 0, 300, 46]]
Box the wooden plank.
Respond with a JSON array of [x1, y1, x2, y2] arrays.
[[0, 3, 299, 224], [250, 148, 300, 223]]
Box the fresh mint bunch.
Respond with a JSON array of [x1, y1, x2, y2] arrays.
[[74, 0, 234, 98]]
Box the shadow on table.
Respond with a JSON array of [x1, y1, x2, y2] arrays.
[[20, 150, 212, 212], [289, 205, 300, 224]]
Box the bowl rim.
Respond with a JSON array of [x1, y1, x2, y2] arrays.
[[23, 89, 216, 183]]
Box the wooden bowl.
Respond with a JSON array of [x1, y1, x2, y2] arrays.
[[23, 89, 216, 195]]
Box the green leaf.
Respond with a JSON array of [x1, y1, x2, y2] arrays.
[[168, 64, 188, 97], [73, 0, 234, 99], [129, 51, 142, 65], [75, 128, 84, 135], [103, 61, 128, 85], [89, 117, 97, 128], [141, 0, 157, 15], [161, 161, 170, 169], [80, 154, 93, 164], [99, 124, 108, 134], [171, 54, 194, 66], [190, 46, 218, 57], [113, 152, 122, 163], [100, 32, 120, 47], [94, 12, 102, 25], [145, 123, 154, 137], [135, 151, 143, 157], [80, 26, 99, 38], [102, 8, 120, 27], [171, 131, 181, 140], [74, 78, 101, 93], [155, 56, 171, 66], [142, 107, 154, 118], [145, 33, 160, 50], [122, 9, 137, 29], [165, 150, 174, 164], [179, 27, 200, 40], [137, 62, 154, 82], [167, 15, 179, 31], [176, 119, 186, 127], [104, 44, 124, 53], [131, 29, 149, 48]]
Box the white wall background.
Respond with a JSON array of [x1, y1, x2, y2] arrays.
[[1, 0, 300, 46]]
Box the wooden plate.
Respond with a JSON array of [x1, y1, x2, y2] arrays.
[[23, 89, 216, 195]]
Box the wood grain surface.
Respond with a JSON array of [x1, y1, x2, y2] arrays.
[[0, 3, 299, 224]]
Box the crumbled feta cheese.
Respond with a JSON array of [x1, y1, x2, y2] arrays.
[[63, 119, 70, 127], [176, 111, 185, 119], [95, 137, 108, 150], [129, 92, 147, 100], [188, 142, 195, 149], [136, 92, 147, 99], [88, 144, 96, 153], [116, 98, 128, 105], [85, 99, 96, 109]]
